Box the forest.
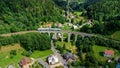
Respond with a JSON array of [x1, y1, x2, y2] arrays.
[[80, 0, 120, 35], [0, 0, 120, 35], [0, 33, 51, 51], [0, 0, 65, 34]]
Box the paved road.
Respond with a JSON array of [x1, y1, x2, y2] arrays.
[[51, 40, 68, 68], [38, 59, 50, 68], [0, 30, 37, 36]]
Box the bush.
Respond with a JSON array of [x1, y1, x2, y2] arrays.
[[21, 51, 31, 57], [10, 50, 17, 55]]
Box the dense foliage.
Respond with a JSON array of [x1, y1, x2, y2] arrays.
[[19, 33, 51, 51], [0, 36, 14, 46], [0, 33, 51, 51], [86, 0, 120, 21], [80, 20, 120, 35], [0, 0, 65, 34], [53, 0, 86, 11], [80, 0, 120, 35]]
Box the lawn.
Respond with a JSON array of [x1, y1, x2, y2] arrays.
[[55, 41, 77, 54], [30, 50, 53, 58], [74, 12, 83, 16], [62, 23, 72, 31], [92, 45, 119, 61], [111, 31, 120, 41], [0, 44, 53, 67]]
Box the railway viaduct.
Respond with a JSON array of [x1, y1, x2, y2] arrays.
[[1, 30, 120, 43], [0, 30, 96, 42], [38, 30, 95, 42]]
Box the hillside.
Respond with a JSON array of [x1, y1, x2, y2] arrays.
[[80, 0, 120, 35], [0, 0, 65, 34]]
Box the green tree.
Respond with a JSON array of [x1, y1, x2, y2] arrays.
[[10, 50, 17, 55]]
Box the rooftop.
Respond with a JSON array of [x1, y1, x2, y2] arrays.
[[19, 57, 31, 66], [104, 50, 114, 55]]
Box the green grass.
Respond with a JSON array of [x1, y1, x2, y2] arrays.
[[111, 31, 120, 41], [55, 41, 77, 54], [0, 44, 24, 67], [74, 12, 83, 16], [30, 50, 53, 58], [62, 24, 72, 30], [0, 44, 53, 67], [92, 45, 119, 61]]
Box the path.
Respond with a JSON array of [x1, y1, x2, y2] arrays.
[[51, 40, 68, 68]]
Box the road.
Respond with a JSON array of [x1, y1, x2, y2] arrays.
[[38, 59, 50, 68], [0, 30, 37, 36], [51, 40, 68, 68]]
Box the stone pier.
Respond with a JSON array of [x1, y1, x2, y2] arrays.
[[61, 33, 64, 42], [68, 33, 71, 43], [75, 34, 78, 42]]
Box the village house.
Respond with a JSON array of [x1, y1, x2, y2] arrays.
[[46, 23, 52, 28], [104, 50, 114, 57], [63, 52, 75, 62], [47, 55, 59, 65], [57, 23, 63, 28], [19, 57, 33, 68], [86, 19, 92, 25], [73, 25, 79, 29]]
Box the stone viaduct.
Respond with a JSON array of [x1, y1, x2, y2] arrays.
[[0, 30, 96, 42], [38, 30, 95, 42]]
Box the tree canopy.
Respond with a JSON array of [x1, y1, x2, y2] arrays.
[[0, 0, 65, 34]]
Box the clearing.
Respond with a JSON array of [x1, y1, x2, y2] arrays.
[[55, 41, 77, 54], [92, 45, 119, 62], [111, 31, 120, 41], [0, 44, 53, 67]]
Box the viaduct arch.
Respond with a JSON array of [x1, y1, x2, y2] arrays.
[[38, 30, 95, 42]]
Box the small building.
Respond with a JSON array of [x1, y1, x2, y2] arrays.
[[7, 64, 15, 68], [104, 50, 114, 57], [63, 52, 75, 62], [57, 23, 63, 28], [86, 19, 92, 25], [46, 23, 52, 28], [48, 55, 59, 65], [19, 57, 33, 68], [73, 25, 78, 29]]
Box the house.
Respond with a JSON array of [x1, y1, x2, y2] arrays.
[[48, 55, 59, 65], [73, 25, 78, 29], [19, 57, 33, 68], [86, 19, 92, 25], [57, 23, 63, 28], [104, 50, 114, 57], [46, 23, 52, 28], [63, 52, 75, 62], [7, 64, 15, 68]]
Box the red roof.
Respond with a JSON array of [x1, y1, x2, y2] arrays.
[[19, 57, 31, 66], [104, 50, 114, 56], [46, 24, 52, 28]]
